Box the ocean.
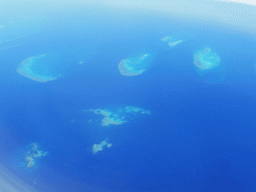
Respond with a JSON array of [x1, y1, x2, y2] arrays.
[[0, 2, 256, 192]]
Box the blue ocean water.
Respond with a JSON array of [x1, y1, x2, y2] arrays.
[[1, 4, 256, 192]]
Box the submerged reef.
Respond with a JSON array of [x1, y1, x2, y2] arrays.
[[83, 106, 151, 127], [194, 47, 225, 84], [17, 49, 91, 83], [92, 139, 112, 154], [194, 47, 220, 70], [10, 143, 48, 171], [118, 53, 155, 76], [93, 109, 127, 126], [17, 54, 58, 82], [161, 36, 185, 47], [24, 143, 48, 169]]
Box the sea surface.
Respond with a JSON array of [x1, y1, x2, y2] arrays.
[[0, 3, 256, 192]]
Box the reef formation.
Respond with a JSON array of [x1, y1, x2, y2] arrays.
[[161, 36, 185, 47], [118, 53, 154, 76], [92, 139, 112, 154], [194, 47, 225, 84], [83, 106, 151, 126], [17, 54, 58, 82]]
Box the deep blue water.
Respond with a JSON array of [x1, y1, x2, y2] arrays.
[[1, 5, 256, 192]]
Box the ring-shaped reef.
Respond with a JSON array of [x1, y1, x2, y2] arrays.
[[118, 52, 155, 76], [17, 48, 93, 83], [17, 54, 59, 82], [194, 47, 225, 84]]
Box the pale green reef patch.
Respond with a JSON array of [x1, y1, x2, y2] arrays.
[[93, 109, 127, 126], [118, 52, 155, 76], [194, 47, 221, 71], [161, 36, 185, 47], [194, 47, 225, 84], [92, 139, 112, 154], [17, 49, 92, 82], [83, 106, 151, 126], [17, 54, 59, 82], [10, 143, 48, 171], [85, 109, 127, 126], [24, 143, 48, 168]]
